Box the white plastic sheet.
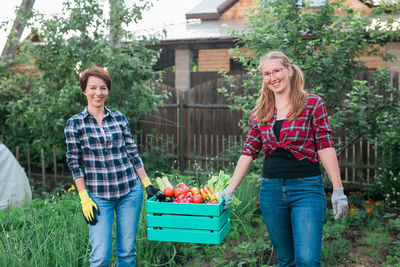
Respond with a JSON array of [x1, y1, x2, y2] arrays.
[[0, 144, 32, 210]]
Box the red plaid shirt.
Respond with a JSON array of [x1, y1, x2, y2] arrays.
[[242, 94, 334, 162]]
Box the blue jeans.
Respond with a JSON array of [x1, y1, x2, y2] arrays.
[[259, 176, 326, 267], [87, 181, 143, 267]]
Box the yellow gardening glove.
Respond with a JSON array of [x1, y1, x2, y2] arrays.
[[141, 177, 164, 200], [79, 189, 100, 225]]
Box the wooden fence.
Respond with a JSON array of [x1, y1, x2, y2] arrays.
[[0, 139, 72, 193], [137, 71, 246, 172]]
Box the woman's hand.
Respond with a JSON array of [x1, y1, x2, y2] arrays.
[[141, 177, 164, 200], [221, 187, 234, 210], [79, 189, 100, 225], [331, 188, 348, 220]]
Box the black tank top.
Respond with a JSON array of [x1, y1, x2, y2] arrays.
[[262, 120, 321, 178]]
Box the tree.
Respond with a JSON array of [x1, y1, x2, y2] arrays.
[[0, 0, 167, 170], [1, 0, 36, 57]]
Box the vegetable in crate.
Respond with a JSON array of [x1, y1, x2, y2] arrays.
[[162, 176, 173, 188], [174, 188, 185, 198], [191, 187, 200, 195], [176, 183, 191, 194], [193, 194, 203, 203], [163, 187, 174, 198], [203, 185, 217, 201], [173, 192, 194, 203], [156, 177, 166, 191], [207, 171, 240, 206]]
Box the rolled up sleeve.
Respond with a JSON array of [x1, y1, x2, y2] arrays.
[[242, 112, 263, 159], [312, 98, 334, 150]]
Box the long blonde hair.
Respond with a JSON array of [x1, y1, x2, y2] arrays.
[[254, 50, 307, 124]]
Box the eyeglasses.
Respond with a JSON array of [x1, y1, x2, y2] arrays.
[[260, 67, 287, 80]]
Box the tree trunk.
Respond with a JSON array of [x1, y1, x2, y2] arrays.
[[109, 0, 123, 49], [1, 0, 36, 57]]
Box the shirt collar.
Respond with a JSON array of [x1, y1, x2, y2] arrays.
[[82, 106, 113, 118]]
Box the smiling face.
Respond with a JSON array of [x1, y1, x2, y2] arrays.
[[260, 58, 292, 95], [83, 76, 109, 109]]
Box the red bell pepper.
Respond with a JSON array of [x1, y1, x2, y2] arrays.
[[176, 183, 191, 195]]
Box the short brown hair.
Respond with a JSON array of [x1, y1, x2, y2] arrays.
[[79, 66, 112, 92]]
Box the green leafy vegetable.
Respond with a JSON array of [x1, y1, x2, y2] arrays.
[[207, 171, 241, 206]]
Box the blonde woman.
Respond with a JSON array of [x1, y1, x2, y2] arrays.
[[222, 51, 348, 266]]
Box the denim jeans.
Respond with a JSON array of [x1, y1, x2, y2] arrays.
[[259, 176, 326, 267], [87, 181, 143, 267]]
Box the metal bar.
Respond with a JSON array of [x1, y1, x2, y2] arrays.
[[179, 98, 185, 171], [27, 146, 31, 178], [41, 148, 46, 193], [53, 145, 57, 185]]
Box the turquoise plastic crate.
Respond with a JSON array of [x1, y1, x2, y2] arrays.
[[146, 195, 225, 216], [146, 196, 231, 244]]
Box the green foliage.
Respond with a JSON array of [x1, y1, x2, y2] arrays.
[[331, 68, 400, 205], [330, 68, 400, 148], [139, 133, 178, 176], [0, 192, 89, 267], [321, 214, 349, 266], [322, 191, 399, 266], [384, 233, 400, 266], [0, 0, 167, 171]]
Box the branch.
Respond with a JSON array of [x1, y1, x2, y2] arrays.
[[337, 132, 363, 158]]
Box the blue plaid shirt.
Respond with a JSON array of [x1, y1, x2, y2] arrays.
[[65, 107, 143, 200]]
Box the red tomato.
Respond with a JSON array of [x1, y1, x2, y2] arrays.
[[163, 187, 174, 198], [174, 188, 185, 198], [193, 194, 203, 204]]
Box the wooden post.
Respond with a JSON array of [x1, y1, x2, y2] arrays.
[[27, 146, 31, 178], [53, 145, 57, 185], [0, 135, 3, 143], [179, 97, 184, 171], [41, 148, 46, 193]]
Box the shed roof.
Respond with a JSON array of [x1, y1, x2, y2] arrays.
[[133, 0, 244, 45], [186, 0, 239, 20], [134, 18, 244, 47]]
